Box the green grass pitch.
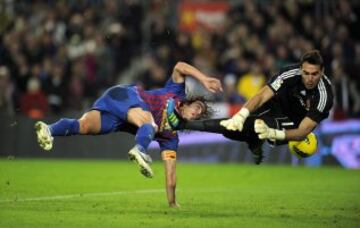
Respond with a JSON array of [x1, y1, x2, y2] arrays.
[[1, 159, 360, 227]]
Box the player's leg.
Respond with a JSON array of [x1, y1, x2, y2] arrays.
[[166, 100, 264, 163], [77, 110, 102, 134], [35, 110, 102, 150], [35, 121, 55, 151], [250, 115, 296, 163], [247, 140, 265, 165], [35, 117, 81, 150], [128, 107, 158, 150], [92, 85, 155, 178], [172, 116, 265, 164], [166, 99, 265, 164], [175, 115, 265, 164], [221, 116, 265, 164], [126, 107, 157, 178]]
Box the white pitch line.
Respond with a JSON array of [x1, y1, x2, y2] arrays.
[[0, 189, 164, 203], [2, 188, 356, 204]]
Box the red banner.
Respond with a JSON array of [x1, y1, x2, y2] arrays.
[[178, 1, 229, 32]]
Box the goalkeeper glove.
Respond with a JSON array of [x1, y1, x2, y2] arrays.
[[254, 119, 286, 141], [220, 108, 249, 131]]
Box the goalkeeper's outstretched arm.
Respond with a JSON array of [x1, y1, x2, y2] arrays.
[[284, 117, 317, 141], [241, 86, 275, 113], [221, 86, 275, 131], [254, 117, 318, 141]]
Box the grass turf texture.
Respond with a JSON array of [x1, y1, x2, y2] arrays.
[[1, 159, 359, 228]]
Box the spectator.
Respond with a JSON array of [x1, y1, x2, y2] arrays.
[[0, 66, 15, 116], [19, 77, 49, 119], [0, 0, 358, 120], [237, 64, 266, 101], [223, 74, 245, 104], [139, 57, 167, 90], [44, 62, 68, 113]]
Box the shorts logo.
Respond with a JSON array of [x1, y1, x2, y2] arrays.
[[271, 78, 283, 91]]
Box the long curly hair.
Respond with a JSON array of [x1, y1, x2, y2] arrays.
[[179, 96, 214, 120]]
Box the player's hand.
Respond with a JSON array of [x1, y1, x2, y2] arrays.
[[254, 119, 285, 140], [169, 202, 181, 208], [202, 77, 223, 93], [220, 108, 249, 131]]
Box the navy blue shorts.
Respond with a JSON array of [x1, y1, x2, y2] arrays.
[[97, 111, 137, 134], [91, 84, 149, 118], [90, 85, 148, 134]]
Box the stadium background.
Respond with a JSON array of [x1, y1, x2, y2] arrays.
[[1, 1, 360, 227], [0, 0, 359, 167]]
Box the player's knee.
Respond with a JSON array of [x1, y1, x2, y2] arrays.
[[79, 119, 91, 134], [141, 114, 153, 125], [128, 109, 158, 132], [132, 112, 154, 126]]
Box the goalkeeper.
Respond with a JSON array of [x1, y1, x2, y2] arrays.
[[166, 50, 333, 164]]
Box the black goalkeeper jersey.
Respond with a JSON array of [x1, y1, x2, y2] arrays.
[[256, 64, 334, 127]]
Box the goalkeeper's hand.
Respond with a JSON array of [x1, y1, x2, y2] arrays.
[[220, 108, 249, 131], [254, 119, 286, 140]]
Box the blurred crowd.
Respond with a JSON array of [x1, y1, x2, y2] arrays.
[[0, 0, 359, 120]]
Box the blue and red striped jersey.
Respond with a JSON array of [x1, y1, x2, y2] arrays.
[[137, 78, 186, 152]]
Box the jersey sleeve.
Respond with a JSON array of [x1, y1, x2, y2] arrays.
[[157, 135, 179, 152], [164, 78, 186, 99], [307, 82, 334, 123], [267, 65, 301, 94]]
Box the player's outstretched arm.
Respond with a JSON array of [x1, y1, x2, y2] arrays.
[[221, 86, 274, 131], [171, 62, 223, 93], [162, 151, 180, 208], [254, 117, 317, 141], [284, 117, 317, 141]]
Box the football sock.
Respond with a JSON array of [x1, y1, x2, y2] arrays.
[[135, 123, 155, 152], [49, 118, 80, 136]]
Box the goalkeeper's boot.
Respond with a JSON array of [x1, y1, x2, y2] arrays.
[[166, 98, 186, 130], [128, 145, 154, 178], [35, 121, 54, 151], [249, 142, 264, 165]]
